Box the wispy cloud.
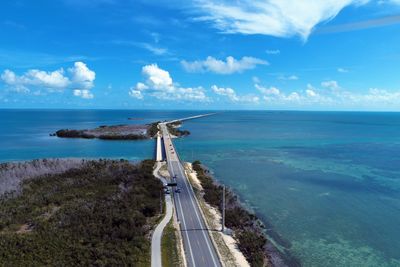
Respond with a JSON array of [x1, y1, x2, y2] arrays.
[[3, 20, 26, 30], [0, 49, 90, 68], [266, 49, 280, 55], [181, 56, 268, 74], [278, 74, 299, 81], [337, 67, 349, 73], [111, 40, 168, 55], [194, 0, 370, 39], [316, 14, 400, 34]]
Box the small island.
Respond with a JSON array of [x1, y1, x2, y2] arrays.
[[52, 121, 190, 141]]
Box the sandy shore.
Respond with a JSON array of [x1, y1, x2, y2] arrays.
[[184, 162, 251, 267]]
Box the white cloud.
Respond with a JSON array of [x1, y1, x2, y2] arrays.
[[212, 85, 259, 103], [212, 85, 238, 101], [255, 84, 280, 95], [195, 0, 370, 39], [69, 62, 95, 90], [256, 82, 332, 105], [1, 70, 18, 85], [1, 68, 69, 90], [73, 89, 94, 99], [256, 80, 400, 109], [151, 87, 208, 101], [141, 64, 173, 89], [321, 80, 341, 91], [339, 88, 400, 106], [181, 56, 268, 74], [128, 89, 143, 99], [306, 88, 317, 97], [1, 61, 96, 98], [130, 64, 208, 102]]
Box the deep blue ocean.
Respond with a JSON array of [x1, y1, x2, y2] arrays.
[[1, 109, 399, 266]]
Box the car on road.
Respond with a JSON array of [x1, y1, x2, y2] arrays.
[[175, 187, 181, 193]]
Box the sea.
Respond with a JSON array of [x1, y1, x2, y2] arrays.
[[1, 109, 399, 267]]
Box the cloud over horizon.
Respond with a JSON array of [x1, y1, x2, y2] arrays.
[[212, 85, 259, 103], [255, 80, 400, 109], [181, 56, 268, 74], [129, 64, 208, 101], [0, 62, 96, 99]]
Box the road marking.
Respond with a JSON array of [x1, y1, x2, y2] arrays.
[[161, 123, 219, 267], [175, 181, 196, 267], [176, 159, 219, 267], [162, 127, 196, 267]]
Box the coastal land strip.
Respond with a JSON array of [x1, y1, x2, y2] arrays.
[[1, 118, 298, 266], [52, 121, 190, 140]]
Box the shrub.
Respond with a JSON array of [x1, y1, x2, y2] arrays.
[[0, 159, 162, 266]]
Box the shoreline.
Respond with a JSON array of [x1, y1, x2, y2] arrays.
[[189, 161, 300, 267], [1, 157, 299, 266]]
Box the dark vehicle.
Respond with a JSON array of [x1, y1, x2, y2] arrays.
[[175, 187, 181, 193]]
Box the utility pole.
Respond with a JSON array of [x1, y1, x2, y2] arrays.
[[222, 185, 225, 232]]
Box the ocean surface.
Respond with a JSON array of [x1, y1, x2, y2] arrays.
[[1, 109, 399, 266]]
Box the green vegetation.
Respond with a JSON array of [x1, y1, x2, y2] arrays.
[[54, 121, 189, 141], [147, 122, 161, 138], [166, 121, 190, 137], [55, 129, 147, 140], [161, 219, 181, 267], [192, 160, 267, 267], [55, 129, 96, 139], [97, 134, 147, 140], [0, 159, 162, 266]]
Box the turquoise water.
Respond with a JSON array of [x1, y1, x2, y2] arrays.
[[1, 110, 400, 266]]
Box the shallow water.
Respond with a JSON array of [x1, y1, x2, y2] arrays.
[[174, 111, 400, 266], [1, 110, 399, 266]]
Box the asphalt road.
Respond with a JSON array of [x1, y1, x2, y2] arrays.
[[160, 123, 222, 267]]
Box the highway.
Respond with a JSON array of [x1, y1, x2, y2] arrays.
[[160, 122, 222, 267]]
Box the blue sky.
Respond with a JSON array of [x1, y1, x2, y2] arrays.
[[1, 0, 400, 110]]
